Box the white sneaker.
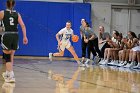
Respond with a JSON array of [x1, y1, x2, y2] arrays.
[[99, 59, 105, 65], [113, 60, 119, 66], [107, 60, 115, 65], [117, 61, 124, 67], [5, 77, 16, 83], [119, 61, 127, 67], [94, 56, 100, 63], [101, 60, 108, 65], [129, 62, 135, 68], [123, 63, 131, 68], [133, 63, 140, 69], [49, 53, 53, 61]]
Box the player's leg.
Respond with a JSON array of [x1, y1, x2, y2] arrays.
[[128, 49, 133, 62], [86, 40, 96, 65], [1, 34, 14, 82], [81, 38, 87, 64], [11, 50, 15, 65], [113, 49, 119, 65], [49, 42, 65, 61], [3, 50, 12, 72], [92, 38, 102, 58], [53, 51, 64, 57], [67, 46, 81, 65], [2, 49, 15, 83], [123, 49, 131, 67], [133, 51, 139, 68], [3, 34, 19, 83]]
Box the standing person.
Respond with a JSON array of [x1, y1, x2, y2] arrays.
[[82, 22, 97, 66], [49, 21, 81, 65], [0, 0, 28, 83], [98, 26, 111, 60], [80, 19, 88, 66]]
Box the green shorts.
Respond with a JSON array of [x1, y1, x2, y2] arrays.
[[1, 33, 19, 50]]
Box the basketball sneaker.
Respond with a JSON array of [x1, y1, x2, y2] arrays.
[[49, 53, 53, 61]]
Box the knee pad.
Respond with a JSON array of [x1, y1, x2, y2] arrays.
[[3, 53, 11, 62]]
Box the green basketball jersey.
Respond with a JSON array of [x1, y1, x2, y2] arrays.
[[3, 9, 18, 32]]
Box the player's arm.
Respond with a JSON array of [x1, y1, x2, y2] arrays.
[[56, 28, 64, 45], [129, 38, 138, 48], [71, 31, 74, 37], [18, 13, 28, 45], [88, 29, 94, 40], [0, 11, 4, 21], [56, 33, 61, 43]]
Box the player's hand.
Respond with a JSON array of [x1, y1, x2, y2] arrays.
[[84, 39, 89, 43], [58, 41, 62, 46], [109, 40, 113, 43], [99, 40, 104, 44], [23, 37, 28, 45], [122, 38, 127, 44]]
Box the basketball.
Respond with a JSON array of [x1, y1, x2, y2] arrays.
[[72, 35, 79, 42]]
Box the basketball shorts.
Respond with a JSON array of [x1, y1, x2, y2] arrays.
[[58, 41, 71, 51], [1, 33, 19, 50]]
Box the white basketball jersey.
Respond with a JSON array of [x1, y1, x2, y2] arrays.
[[58, 27, 73, 43]]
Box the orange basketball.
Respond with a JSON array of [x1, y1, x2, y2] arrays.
[[72, 35, 79, 42]]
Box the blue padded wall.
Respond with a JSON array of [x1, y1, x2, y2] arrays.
[[0, 1, 91, 57]]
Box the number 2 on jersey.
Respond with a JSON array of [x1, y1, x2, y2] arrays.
[[9, 17, 14, 25]]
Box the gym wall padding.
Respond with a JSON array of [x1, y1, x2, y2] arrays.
[[0, 1, 91, 57]]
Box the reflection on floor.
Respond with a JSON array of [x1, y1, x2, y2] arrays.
[[0, 58, 140, 93]]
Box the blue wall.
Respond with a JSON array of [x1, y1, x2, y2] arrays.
[[0, 1, 91, 57]]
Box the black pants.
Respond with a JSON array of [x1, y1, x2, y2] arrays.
[[87, 40, 97, 59], [92, 38, 102, 58], [82, 37, 87, 57], [101, 42, 111, 58]]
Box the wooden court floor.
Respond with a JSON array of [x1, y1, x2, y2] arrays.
[[0, 57, 140, 93]]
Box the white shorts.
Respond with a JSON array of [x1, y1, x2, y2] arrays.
[[59, 41, 71, 51], [132, 46, 140, 51]]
